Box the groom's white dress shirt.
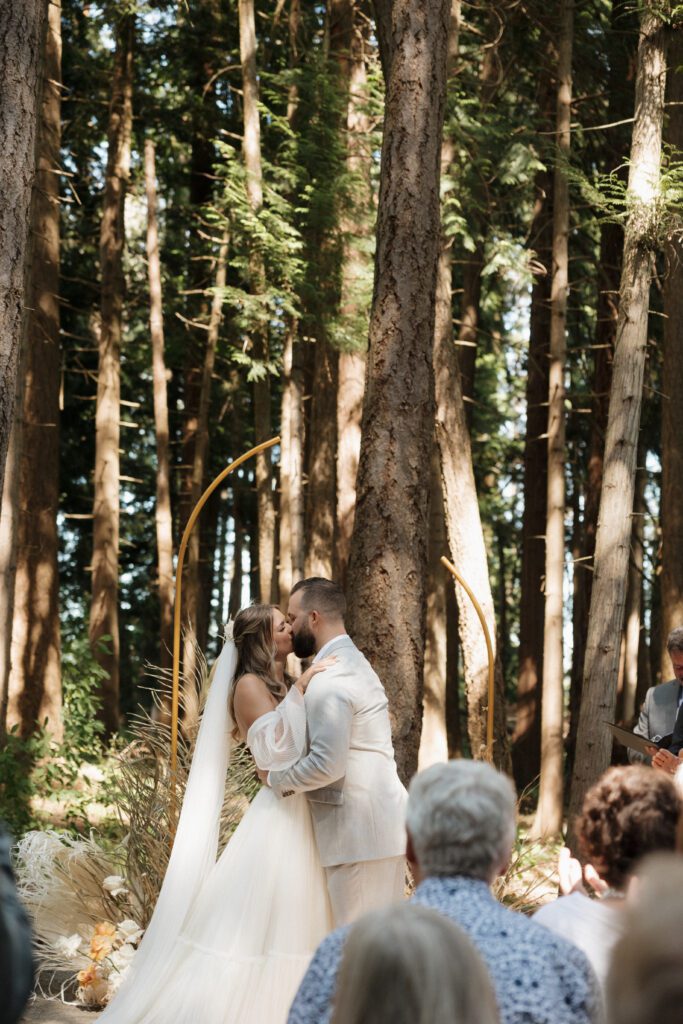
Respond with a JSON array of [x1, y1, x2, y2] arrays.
[[268, 636, 407, 871]]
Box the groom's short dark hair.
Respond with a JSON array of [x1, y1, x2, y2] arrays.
[[291, 577, 346, 619]]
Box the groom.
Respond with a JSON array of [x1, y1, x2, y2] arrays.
[[268, 577, 408, 927]]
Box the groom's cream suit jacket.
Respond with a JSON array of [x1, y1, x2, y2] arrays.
[[268, 635, 407, 868]]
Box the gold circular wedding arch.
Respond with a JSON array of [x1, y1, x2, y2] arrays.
[[169, 435, 280, 813], [168, 440, 496, 819]]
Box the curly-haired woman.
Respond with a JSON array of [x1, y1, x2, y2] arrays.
[[534, 766, 681, 991]]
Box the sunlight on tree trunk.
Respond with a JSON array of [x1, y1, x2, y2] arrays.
[[332, 0, 371, 589], [0, 0, 47, 504], [144, 138, 174, 682], [568, 3, 669, 840], [347, 0, 450, 782], [433, 0, 510, 773], [89, 12, 134, 736], [513, 162, 552, 790], [10, 0, 63, 740], [418, 448, 449, 770], [239, 0, 276, 604], [183, 236, 228, 727], [660, 26, 683, 677], [532, 0, 574, 840], [305, 339, 338, 579]]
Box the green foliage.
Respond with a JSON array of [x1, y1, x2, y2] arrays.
[[0, 637, 111, 839]]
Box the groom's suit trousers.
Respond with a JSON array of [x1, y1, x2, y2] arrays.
[[325, 855, 405, 927]]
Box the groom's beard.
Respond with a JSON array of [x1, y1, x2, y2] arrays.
[[292, 624, 316, 660]]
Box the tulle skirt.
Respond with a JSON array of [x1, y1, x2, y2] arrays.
[[127, 788, 332, 1024]]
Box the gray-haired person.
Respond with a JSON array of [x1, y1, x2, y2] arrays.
[[0, 825, 33, 1024], [630, 626, 683, 769], [288, 760, 601, 1024]]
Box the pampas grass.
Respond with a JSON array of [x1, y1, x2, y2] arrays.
[[15, 639, 259, 999]]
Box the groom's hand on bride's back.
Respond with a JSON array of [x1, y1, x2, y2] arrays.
[[296, 655, 338, 695]]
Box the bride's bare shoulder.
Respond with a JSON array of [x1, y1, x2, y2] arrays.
[[232, 674, 277, 735], [233, 672, 268, 694]]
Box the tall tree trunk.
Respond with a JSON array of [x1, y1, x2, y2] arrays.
[[533, 0, 574, 839], [279, 326, 305, 601], [183, 236, 228, 723], [178, 0, 217, 559], [89, 12, 134, 736], [239, 0, 276, 603], [305, 338, 338, 579], [0, 406, 22, 738], [455, 26, 499, 415], [278, 0, 305, 604], [568, 3, 668, 837], [512, 167, 552, 790], [445, 579, 462, 755], [660, 25, 683, 676], [144, 138, 174, 676], [418, 447, 449, 769], [229, 482, 245, 619], [9, 0, 62, 740], [434, 243, 511, 772], [572, 0, 636, 749], [0, 0, 47, 504], [432, 0, 511, 772], [346, 0, 450, 782], [331, 0, 372, 588], [622, 452, 646, 722]]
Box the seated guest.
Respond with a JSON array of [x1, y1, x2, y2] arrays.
[[533, 766, 680, 991], [605, 853, 683, 1024], [631, 626, 683, 766], [0, 825, 33, 1024], [288, 760, 600, 1024], [330, 903, 499, 1024]]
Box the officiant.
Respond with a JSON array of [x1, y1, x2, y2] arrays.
[[631, 627, 683, 772]]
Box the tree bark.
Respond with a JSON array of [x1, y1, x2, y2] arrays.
[[305, 339, 338, 579], [0, 404, 22, 738], [0, 0, 47, 505], [144, 138, 174, 676], [331, 0, 372, 589], [89, 12, 134, 735], [418, 447, 449, 769], [622, 453, 646, 722], [432, 0, 510, 773], [660, 25, 683, 675], [239, 0, 276, 604], [183, 236, 228, 724], [571, 0, 636, 751], [434, 241, 511, 772], [533, 0, 574, 839], [278, 0, 305, 605], [9, 0, 62, 740], [568, 4, 669, 837], [346, 0, 450, 782], [512, 166, 552, 790]]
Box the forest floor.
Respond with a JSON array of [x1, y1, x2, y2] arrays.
[[22, 1000, 100, 1023]]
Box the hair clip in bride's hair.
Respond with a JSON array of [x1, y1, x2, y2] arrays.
[[224, 619, 235, 642]]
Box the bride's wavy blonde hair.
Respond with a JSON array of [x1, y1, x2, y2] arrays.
[[228, 604, 292, 739]]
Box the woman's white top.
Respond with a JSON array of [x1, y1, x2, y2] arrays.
[[533, 890, 626, 990]]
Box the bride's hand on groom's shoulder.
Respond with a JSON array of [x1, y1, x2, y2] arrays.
[[296, 656, 338, 694]]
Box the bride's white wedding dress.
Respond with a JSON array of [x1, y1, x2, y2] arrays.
[[98, 642, 332, 1024]]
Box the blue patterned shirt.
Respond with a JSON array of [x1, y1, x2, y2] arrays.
[[288, 876, 601, 1024]]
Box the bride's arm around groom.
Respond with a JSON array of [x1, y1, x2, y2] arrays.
[[269, 578, 408, 927]]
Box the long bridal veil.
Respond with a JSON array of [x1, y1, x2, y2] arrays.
[[98, 639, 238, 1022]]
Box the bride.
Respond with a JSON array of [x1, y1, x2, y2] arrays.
[[98, 603, 335, 1024]]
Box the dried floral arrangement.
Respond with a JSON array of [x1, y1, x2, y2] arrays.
[[14, 649, 259, 1007]]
